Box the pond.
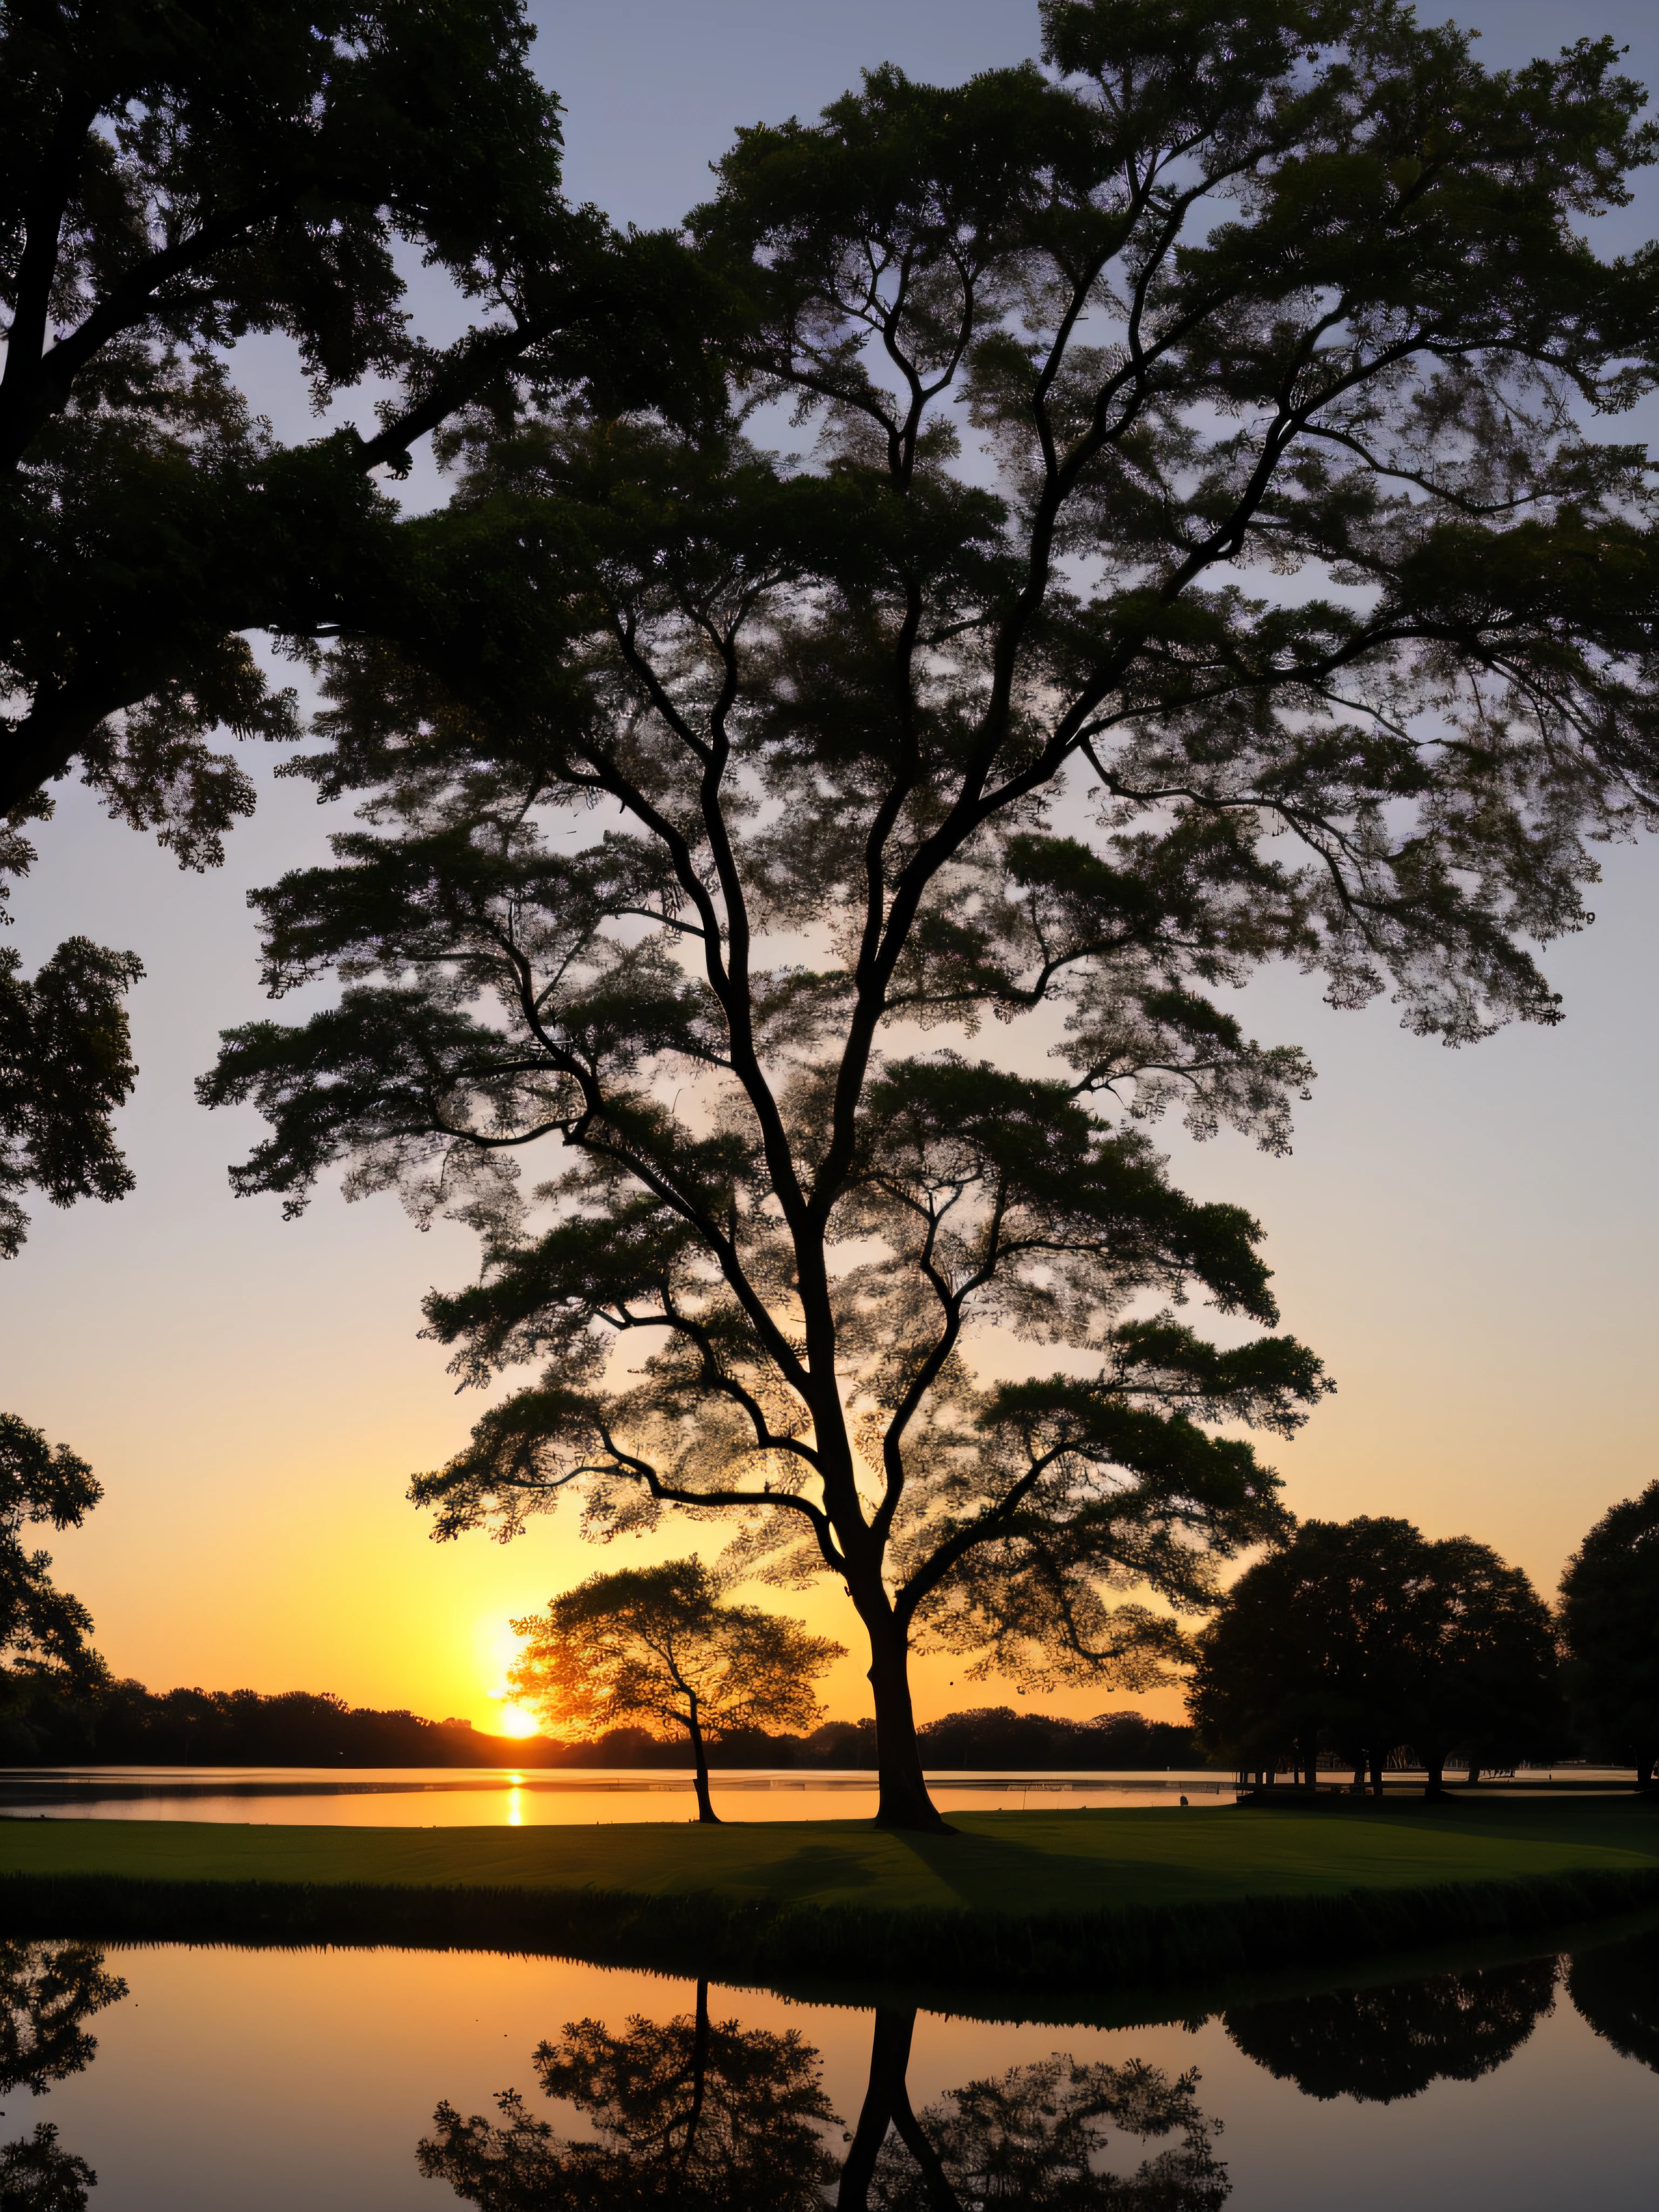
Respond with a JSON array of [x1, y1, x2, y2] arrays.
[[6, 1914, 1656, 2207]]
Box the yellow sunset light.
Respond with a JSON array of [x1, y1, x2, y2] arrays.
[[495, 1704, 539, 1739]]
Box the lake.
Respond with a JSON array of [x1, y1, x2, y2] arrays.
[[0, 1765, 1239, 1824], [6, 1913, 1656, 2207]]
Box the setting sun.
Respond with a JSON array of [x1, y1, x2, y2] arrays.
[[495, 1705, 539, 1740]]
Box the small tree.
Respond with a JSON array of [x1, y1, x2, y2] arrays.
[[1559, 1480, 1659, 1788], [0, 1415, 105, 1702], [1188, 1518, 1559, 1794], [508, 1561, 842, 1823], [206, 2, 1659, 1830]]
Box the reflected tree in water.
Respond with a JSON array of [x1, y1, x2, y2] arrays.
[[0, 1941, 126, 2212], [417, 1978, 838, 2207], [1566, 1929, 1659, 2074], [0, 2121, 95, 2211], [0, 1942, 126, 2097], [1225, 1958, 1556, 2103], [842, 2009, 1228, 2210]]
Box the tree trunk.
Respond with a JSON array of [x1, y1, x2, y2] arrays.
[[1637, 1754, 1654, 1792], [861, 1603, 950, 1833], [1370, 1750, 1385, 1798], [685, 1702, 720, 1825], [676, 1980, 711, 2168], [1424, 1752, 1445, 1800], [837, 2008, 959, 2212], [1466, 1753, 1480, 1785], [1353, 1750, 1366, 1794]]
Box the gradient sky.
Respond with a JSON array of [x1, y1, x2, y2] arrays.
[[5, 0, 1658, 1733]]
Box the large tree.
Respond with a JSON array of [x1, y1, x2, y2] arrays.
[[205, 1, 1659, 1829], [1558, 1479, 1659, 1786], [0, 0, 709, 1247]]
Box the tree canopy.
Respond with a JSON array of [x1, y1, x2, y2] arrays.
[[0, 1413, 104, 1696], [1558, 1478, 1659, 1786], [864, 2046, 1229, 2210], [1225, 1955, 1557, 2103], [509, 1560, 841, 1822], [1187, 1515, 1561, 1789], [204, 0, 1659, 1826], [0, 0, 713, 1247]]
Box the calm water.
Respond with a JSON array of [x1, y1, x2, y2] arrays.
[[4, 1918, 1656, 2208], [0, 1766, 1239, 1824]]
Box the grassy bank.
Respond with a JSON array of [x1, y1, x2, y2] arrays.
[[4, 1797, 1657, 1999]]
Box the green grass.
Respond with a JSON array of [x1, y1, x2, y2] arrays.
[[5, 1796, 1657, 2001]]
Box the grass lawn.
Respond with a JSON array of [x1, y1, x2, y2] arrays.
[[4, 1795, 1657, 1919]]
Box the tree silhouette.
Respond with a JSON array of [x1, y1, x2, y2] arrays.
[[0, 0, 713, 1246], [509, 1560, 841, 1822], [0, 1938, 127, 2212], [1225, 1957, 1556, 2103], [417, 1979, 838, 2208], [0, 1419, 107, 1725], [0, 2122, 96, 2212], [841, 2009, 1228, 2210], [1566, 1927, 1659, 2075], [1559, 1481, 1659, 1787], [0, 1940, 126, 2099], [206, 2, 1659, 1829], [1189, 1518, 1560, 1792]]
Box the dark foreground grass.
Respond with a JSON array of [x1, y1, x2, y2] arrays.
[[3, 1796, 1656, 1999]]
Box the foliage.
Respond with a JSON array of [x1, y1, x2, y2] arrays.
[[0, 1940, 126, 2099], [205, 0, 1659, 1824], [0, 935, 140, 1255], [0, 1939, 126, 2212], [1225, 1955, 1557, 2102], [868, 2049, 1229, 2210], [1559, 1479, 1659, 1785], [918, 1705, 1212, 1770], [0, 0, 713, 1241], [1566, 1925, 1659, 2074], [1186, 1516, 1561, 1784], [0, 1414, 103, 1694], [0, 2122, 96, 2212], [509, 1559, 841, 1819], [417, 1985, 838, 2209], [2, 0, 571, 821]]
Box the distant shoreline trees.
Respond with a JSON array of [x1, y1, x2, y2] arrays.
[[0, 1674, 1219, 1772]]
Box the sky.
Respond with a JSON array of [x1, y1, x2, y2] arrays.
[[5, 0, 1659, 1734]]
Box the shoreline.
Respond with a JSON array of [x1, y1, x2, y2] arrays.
[[6, 1797, 1656, 2005]]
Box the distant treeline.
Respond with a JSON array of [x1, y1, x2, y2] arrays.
[[0, 1681, 1216, 1771]]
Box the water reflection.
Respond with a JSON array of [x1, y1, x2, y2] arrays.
[[0, 1940, 126, 2209], [1224, 1957, 1557, 2103], [1567, 1926, 1659, 2074], [852, 2018, 1229, 2209], [418, 1977, 839, 2207], [424, 1991, 1228, 2210]]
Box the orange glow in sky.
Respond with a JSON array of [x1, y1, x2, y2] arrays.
[[495, 1705, 539, 1740]]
